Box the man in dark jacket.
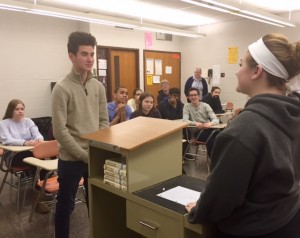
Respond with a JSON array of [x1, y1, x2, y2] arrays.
[[157, 79, 170, 104], [202, 86, 225, 114], [184, 67, 208, 102], [158, 88, 183, 120]]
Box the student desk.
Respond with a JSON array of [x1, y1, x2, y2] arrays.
[[215, 112, 233, 118], [0, 144, 34, 212], [211, 123, 227, 129], [187, 123, 227, 129], [0, 143, 34, 176], [82, 117, 203, 238]]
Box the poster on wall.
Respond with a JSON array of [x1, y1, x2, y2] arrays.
[[98, 59, 107, 69], [145, 32, 153, 50], [228, 47, 238, 64], [165, 66, 172, 74], [98, 70, 107, 76], [153, 75, 160, 84], [155, 59, 162, 75], [211, 65, 221, 85], [147, 75, 153, 85], [146, 58, 154, 74]]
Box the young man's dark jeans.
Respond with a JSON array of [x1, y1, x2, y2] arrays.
[[55, 159, 88, 238]]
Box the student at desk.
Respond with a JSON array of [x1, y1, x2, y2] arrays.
[[127, 88, 143, 112], [158, 87, 184, 120], [202, 86, 225, 114], [186, 34, 300, 238], [130, 93, 161, 119], [183, 87, 219, 160], [0, 99, 43, 169], [107, 86, 132, 126]]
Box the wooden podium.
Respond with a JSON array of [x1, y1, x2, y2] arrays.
[[83, 117, 203, 238]]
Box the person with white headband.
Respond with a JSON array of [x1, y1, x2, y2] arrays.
[[185, 33, 300, 238]]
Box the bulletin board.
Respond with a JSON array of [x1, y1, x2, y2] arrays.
[[143, 50, 181, 105]]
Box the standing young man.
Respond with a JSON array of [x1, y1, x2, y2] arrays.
[[52, 31, 109, 238]]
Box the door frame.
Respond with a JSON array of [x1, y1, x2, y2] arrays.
[[96, 46, 140, 102]]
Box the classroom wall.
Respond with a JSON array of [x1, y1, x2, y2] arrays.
[[0, 10, 182, 118], [1, 9, 300, 118], [90, 23, 182, 91], [181, 15, 300, 107], [0, 11, 78, 118]]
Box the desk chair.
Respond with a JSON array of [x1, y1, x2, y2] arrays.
[[0, 146, 34, 213], [23, 140, 84, 222], [183, 127, 220, 172], [225, 101, 234, 112]]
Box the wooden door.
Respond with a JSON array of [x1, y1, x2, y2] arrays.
[[110, 49, 139, 101], [144, 50, 181, 105]]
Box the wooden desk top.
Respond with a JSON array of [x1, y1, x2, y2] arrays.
[[0, 144, 34, 152], [188, 123, 227, 129], [82, 117, 187, 151], [215, 112, 233, 117], [211, 123, 227, 129]]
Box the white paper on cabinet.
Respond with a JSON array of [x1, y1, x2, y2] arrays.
[[157, 186, 201, 206]]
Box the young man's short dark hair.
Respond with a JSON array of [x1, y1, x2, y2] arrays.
[[114, 86, 127, 94], [67, 31, 97, 55], [188, 87, 200, 95], [211, 86, 221, 93], [169, 88, 180, 96]]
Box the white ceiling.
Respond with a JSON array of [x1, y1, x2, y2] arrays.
[[4, 0, 300, 31]]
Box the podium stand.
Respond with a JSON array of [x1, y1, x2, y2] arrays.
[[83, 117, 203, 238]]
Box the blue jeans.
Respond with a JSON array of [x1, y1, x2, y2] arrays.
[[55, 159, 88, 238]]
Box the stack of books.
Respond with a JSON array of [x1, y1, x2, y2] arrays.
[[103, 159, 127, 191]]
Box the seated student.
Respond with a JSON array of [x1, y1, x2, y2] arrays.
[[183, 87, 219, 160], [127, 88, 143, 112], [157, 79, 170, 104], [158, 87, 183, 120], [0, 99, 43, 172], [130, 93, 161, 119], [107, 86, 132, 126], [202, 86, 225, 114]]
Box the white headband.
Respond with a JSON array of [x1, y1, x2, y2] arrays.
[[248, 38, 289, 80]]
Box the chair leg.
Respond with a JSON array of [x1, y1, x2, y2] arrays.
[[29, 191, 41, 222], [16, 173, 22, 213], [0, 171, 9, 196], [183, 143, 190, 159], [195, 144, 201, 160], [21, 176, 30, 211], [206, 154, 210, 173]]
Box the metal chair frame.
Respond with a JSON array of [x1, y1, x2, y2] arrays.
[[23, 140, 85, 222], [0, 149, 33, 213], [184, 127, 220, 172]]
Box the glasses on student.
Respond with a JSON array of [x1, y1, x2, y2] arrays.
[[189, 94, 198, 97]]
